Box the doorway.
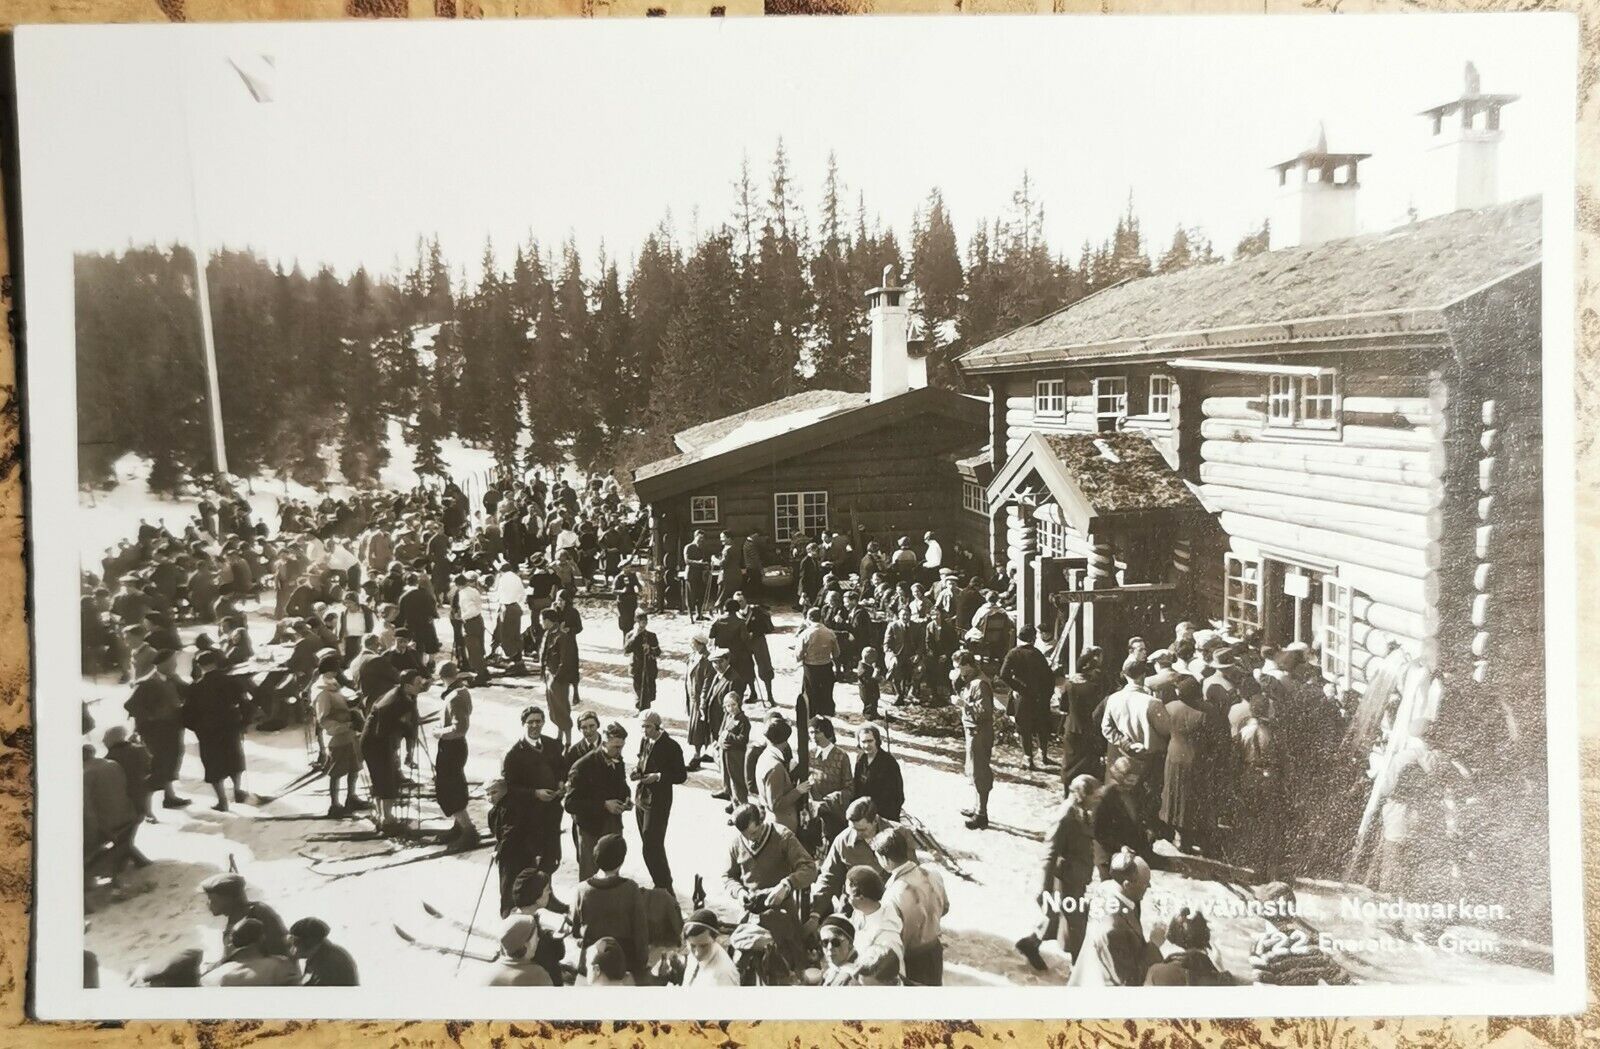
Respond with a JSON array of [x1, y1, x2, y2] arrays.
[[1262, 558, 1326, 647]]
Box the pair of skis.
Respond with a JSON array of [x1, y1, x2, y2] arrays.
[[394, 902, 583, 975], [302, 835, 493, 879], [394, 901, 498, 964]]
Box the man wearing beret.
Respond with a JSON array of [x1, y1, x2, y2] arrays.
[[198, 873, 290, 960]]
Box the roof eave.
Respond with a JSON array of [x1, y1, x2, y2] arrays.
[[956, 308, 1457, 375], [633, 386, 986, 504]]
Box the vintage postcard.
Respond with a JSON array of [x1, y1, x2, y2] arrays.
[[11, 13, 1584, 1020]]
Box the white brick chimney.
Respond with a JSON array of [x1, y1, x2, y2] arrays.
[[867, 265, 924, 401], [1417, 61, 1518, 217], [1269, 122, 1370, 250]]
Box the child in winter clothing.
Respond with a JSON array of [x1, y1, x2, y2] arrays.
[[622, 612, 660, 711], [856, 648, 884, 720], [716, 693, 750, 809]]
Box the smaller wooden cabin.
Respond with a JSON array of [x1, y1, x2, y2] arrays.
[[632, 274, 989, 581]]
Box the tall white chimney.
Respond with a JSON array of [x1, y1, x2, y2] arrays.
[[867, 265, 922, 401], [1417, 62, 1518, 217], [1268, 122, 1370, 250]]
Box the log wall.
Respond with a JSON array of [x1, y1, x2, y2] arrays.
[[991, 347, 1458, 686], [654, 411, 989, 571]]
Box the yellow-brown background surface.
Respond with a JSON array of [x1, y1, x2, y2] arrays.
[[0, 0, 1594, 1044]]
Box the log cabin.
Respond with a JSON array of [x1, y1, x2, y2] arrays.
[[632, 271, 989, 584], [956, 92, 1543, 750]]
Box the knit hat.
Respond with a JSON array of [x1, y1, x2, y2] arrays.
[[818, 913, 855, 943], [682, 908, 720, 938], [595, 833, 627, 872]]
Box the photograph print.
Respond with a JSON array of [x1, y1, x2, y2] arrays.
[[12, 13, 1585, 1020]]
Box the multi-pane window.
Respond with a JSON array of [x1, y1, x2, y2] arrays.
[[1223, 553, 1262, 635], [1034, 379, 1066, 416], [690, 495, 719, 525], [963, 481, 986, 515], [774, 491, 827, 542], [1035, 513, 1070, 557], [1266, 371, 1339, 430], [1148, 375, 1173, 418], [1093, 376, 1128, 432], [1322, 576, 1354, 691]]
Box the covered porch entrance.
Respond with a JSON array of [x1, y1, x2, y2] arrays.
[[987, 430, 1210, 673]]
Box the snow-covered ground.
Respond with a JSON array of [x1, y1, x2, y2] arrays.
[[81, 594, 1552, 990], [78, 425, 501, 565]]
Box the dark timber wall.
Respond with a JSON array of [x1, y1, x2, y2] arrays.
[[653, 411, 987, 564]]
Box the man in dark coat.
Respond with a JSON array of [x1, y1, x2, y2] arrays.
[[360, 670, 424, 834], [999, 626, 1056, 771], [1091, 756, 1154, 878], [488, 705, 568, 917], [706, 601, 753, 703], [125, 650, 189, 810], [1059, 648, 1108, 789], [631, 710, 687, 892], [795, 543, 824, 612], [716, 530, 743, 605], [1015, 771, 1099, 970], [683, 530, 713, 622], [741, 530, 766, 601], [396, 574, 440, 655], [183, 650, 249, 810], [564, 721, 631, 880]]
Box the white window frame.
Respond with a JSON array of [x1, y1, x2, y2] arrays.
[[1322, 576, 1354, 692], [1147, 374, 1173, 418], [774, 490, 828, 543], [1266, 370, 1340, 432], [1034, 378, 1066, 417], [689, 495, 719, 525], [1093, 376, 1128, 432], [1223, 552, 1262, 636], [1033, 512, 1071, 558], [962, 481, 986, 515]]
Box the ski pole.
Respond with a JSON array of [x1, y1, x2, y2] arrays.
[[456, 836, 501, 975]]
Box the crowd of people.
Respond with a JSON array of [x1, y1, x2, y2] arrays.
[[82, 461, 1406, 991]]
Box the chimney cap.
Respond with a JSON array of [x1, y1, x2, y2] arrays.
[[1417, 60, 1519, 118], [1270, 121, 1370, 172]]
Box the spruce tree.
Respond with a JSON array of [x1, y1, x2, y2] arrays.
[[909, 188, 964, 387], [807, 153, 857, 390]]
